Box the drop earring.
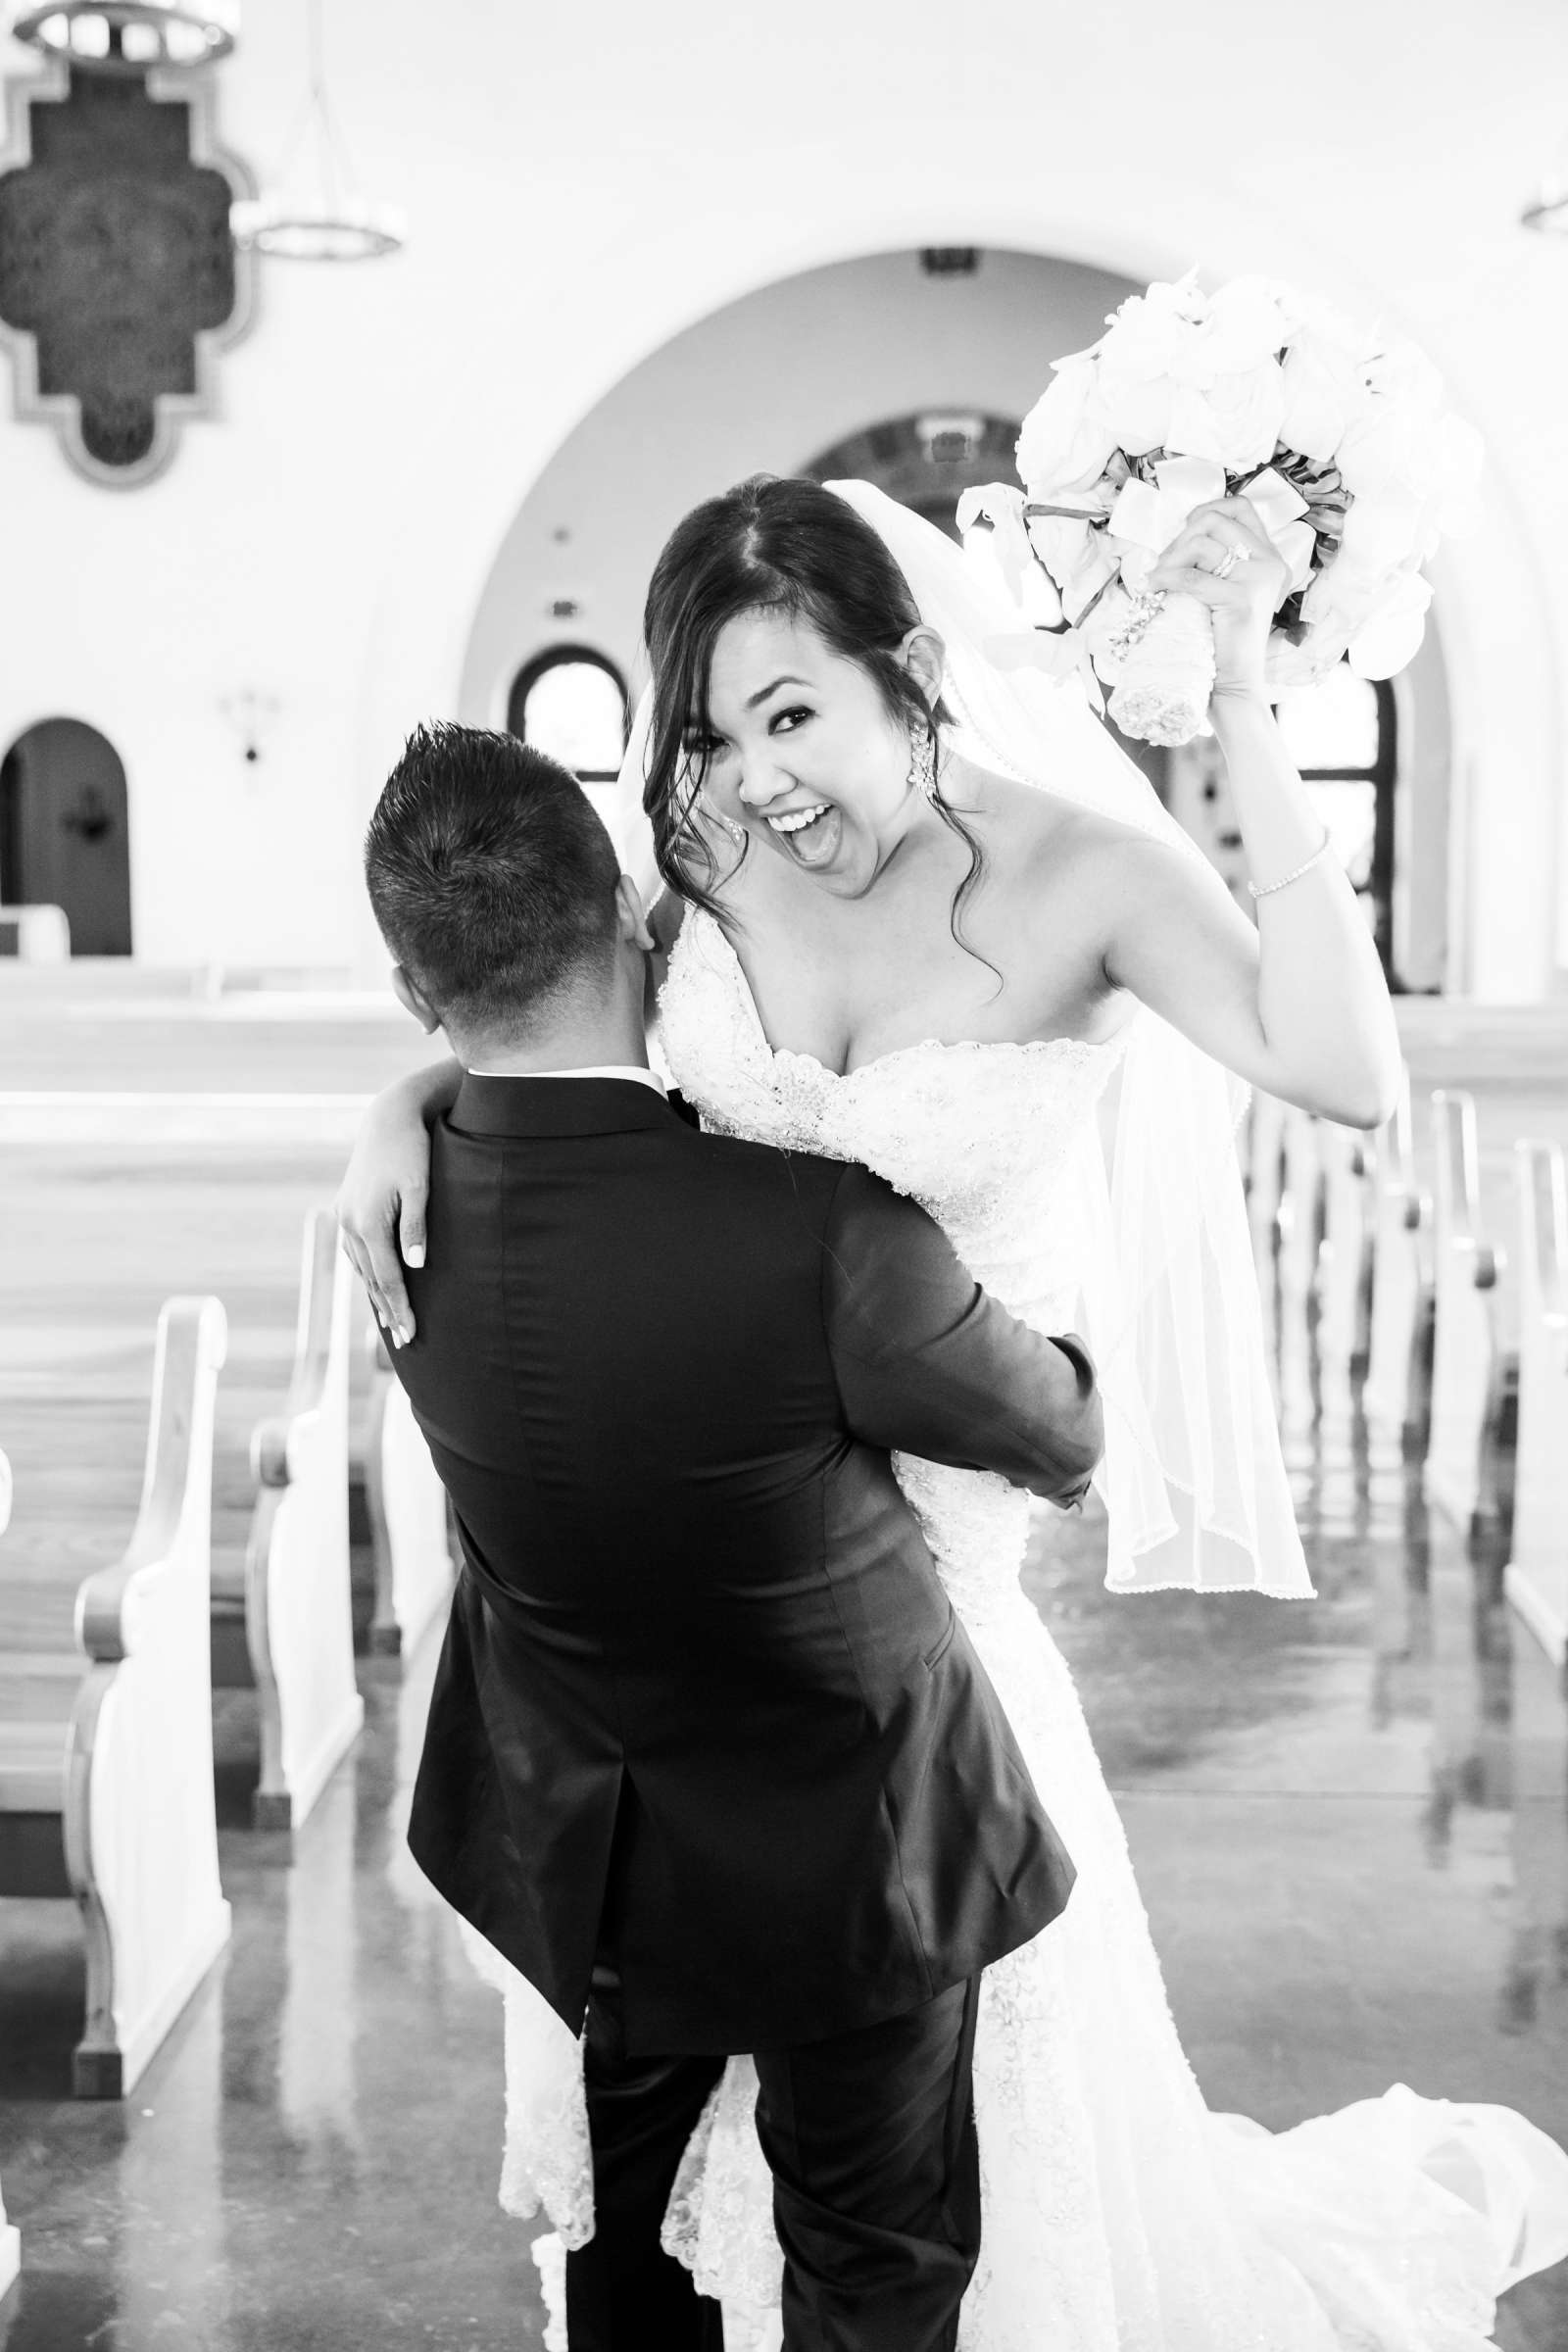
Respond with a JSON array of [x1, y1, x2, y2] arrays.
[[907, 723, 938, 800], [701, 796, 746, 849]]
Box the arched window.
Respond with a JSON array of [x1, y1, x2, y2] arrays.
[[1272, 666, 1397, 976], [507, 648, 629, 784]]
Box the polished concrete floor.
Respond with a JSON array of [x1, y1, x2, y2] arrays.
[[3, 1408, 1567, 2349]]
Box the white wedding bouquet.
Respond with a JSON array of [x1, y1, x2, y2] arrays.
[[959, 271, 1483, 745]]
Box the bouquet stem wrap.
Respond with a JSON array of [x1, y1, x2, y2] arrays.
[[1106, 591, 1216, 747]]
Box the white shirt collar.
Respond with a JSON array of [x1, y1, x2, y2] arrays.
[[466, 1063, 667, 1097]]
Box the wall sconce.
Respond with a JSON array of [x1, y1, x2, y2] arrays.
[[220, 688, 279, 767]]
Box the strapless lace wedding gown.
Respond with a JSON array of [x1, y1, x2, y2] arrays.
[[619, 906, 1568, 2352]]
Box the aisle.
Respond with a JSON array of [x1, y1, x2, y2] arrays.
[[1031, 1422, 1568, 2352], [1, 1412, 1565, 2346]]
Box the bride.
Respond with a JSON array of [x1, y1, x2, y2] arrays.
[[339, 473, 1568, 2346]]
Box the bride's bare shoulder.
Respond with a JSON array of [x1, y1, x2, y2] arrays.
[[966, 768, 1174, 882]]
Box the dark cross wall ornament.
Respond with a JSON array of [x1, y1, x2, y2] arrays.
[[0, 62, 255, 488]]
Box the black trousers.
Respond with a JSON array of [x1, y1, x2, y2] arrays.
[[566, 1965, 728, 2351], [565, 1970, 982, 2352]]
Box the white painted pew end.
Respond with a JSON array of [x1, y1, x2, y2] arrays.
[[1425, 1089, 1510, 1536], [363, 1328, 456, 1661], [243, 1208, 364, 1834], [0, 1298, 233, 2099], [1504, 1140, 1568, 1666]]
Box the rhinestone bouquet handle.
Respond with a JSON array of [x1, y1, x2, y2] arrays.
[[1102, 590, 1216, 748]]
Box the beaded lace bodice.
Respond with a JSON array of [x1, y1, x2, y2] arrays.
[[657, 908, 1128, 1631]]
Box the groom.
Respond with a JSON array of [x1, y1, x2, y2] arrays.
[[362, 723, 1103, 2352]]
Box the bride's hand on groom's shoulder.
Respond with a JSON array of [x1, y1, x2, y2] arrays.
[[335, 1088, 431, 1348]]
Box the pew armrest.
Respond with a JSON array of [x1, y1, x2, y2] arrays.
[[74, 1298, 228, 1665]]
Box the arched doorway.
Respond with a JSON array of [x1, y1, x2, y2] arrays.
[[0, 719, 133, 955], [458, 247, 1145, 728]]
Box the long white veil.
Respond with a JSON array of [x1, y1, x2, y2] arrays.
[[608, 478, 1311, 1599]]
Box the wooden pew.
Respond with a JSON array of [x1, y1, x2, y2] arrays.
[[1362, 1070, 1434, 1449], [0, 2171, 16, 2305], [361, 1330, 455, 1658], [210, 1209, 364, 1831], [0, 905, 69, 962], [0, 1455, 14, 2297], [0, 1298, 232, 2097], [1504, 1142, 1568, 1664], [1425, 1089, 1510, 1535], [1315, 1120, 1374, 1385]]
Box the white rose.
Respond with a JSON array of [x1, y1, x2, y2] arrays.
[[1160, 383, 1225, 463], [1093, 368, 1176, 457], [1091, 277, 1210, 455], [1348, 570, 1433, 678], [1203, 360, 1288, 471], [1201, 277, 1293, 372], [1278, 329, 1365, 460], [1338, 487, 1426, 572], [1015, 358, 1118, 495], [1362, 337, 1445, 416]]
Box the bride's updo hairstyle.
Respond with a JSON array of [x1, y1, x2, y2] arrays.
[[641, 473, 985, 946]]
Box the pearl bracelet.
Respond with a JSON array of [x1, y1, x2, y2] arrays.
[[1247, 830, 1333, 902]]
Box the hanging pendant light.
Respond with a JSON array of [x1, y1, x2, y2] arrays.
[[229, 0, 403, 262], [9, 0, 237, 68]]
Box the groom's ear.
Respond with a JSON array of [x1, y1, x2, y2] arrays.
[[390, 963, 443, 1035], [614, 874, 656, 954], [899, 625, 947, 710]]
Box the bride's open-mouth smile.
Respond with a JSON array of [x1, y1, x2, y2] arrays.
[[760, 798, 843, 872]]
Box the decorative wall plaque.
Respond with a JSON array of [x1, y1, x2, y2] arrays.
[[0, 61, 254, 487]]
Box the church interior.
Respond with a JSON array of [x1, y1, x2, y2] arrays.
[[2, 0, 1568, 2343]]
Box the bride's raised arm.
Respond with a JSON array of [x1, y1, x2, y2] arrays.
[[1099, 494, 1401, 1130]]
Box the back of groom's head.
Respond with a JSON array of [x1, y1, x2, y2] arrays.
[[366, 721, 623, 1037]]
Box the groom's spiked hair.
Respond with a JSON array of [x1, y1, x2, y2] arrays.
[[365, 722, 622, 1032]]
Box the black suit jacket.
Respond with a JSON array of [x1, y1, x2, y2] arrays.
[[393, 1074, 1102, 2056]]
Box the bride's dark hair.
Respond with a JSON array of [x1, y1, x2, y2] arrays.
[[641, 474, 986, 953]]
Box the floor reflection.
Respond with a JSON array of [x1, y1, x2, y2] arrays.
[[0, 1641, 538, 2351], [2, 1367, 1566, 2345]]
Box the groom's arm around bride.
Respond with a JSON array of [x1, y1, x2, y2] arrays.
[[353, 723, 1103, 2352]]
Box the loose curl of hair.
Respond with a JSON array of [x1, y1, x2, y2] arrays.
[[641, 474, 990, 970]]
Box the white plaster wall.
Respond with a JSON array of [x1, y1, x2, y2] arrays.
[[0, 0, 1563, 993]]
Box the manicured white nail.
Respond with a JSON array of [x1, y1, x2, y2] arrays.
[[405, 1244, 425, 1269]]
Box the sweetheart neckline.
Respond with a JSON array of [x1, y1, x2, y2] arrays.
[[678, 908, 1132, 1086]]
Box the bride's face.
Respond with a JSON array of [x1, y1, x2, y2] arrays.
[[691, 610, 930, 898]]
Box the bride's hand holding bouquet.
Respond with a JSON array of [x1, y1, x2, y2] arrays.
[[982, 271, 1483, 746], [1143, 491, 1290, 706]]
